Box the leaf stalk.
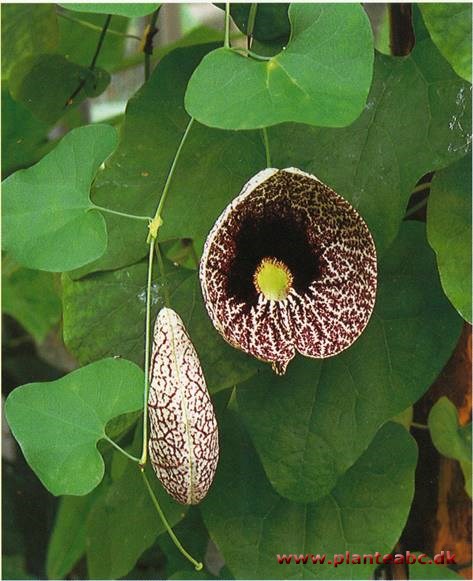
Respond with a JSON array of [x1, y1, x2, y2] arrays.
[[224, 2, 231, 48], [262, 127, 271, 167], [92, 204, 152, 222]]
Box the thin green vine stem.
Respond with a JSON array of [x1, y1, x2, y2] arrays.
[[139, 236, 156, 466], [224, 2, 231, 48], [92, 204, 152, 222], [151, 118, 195, 228], [231, 47, 272, 61], [262, 127, 272, 167], [104, 436, 140, 462], [141, 470, 203, 570], [58, 11, 142, 41], [140, 116, 195, 466]]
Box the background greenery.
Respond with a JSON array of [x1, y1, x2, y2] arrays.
[[2, 3, 472, 580]]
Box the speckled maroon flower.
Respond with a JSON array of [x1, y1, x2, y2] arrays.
[[200, 168, 377, 375]]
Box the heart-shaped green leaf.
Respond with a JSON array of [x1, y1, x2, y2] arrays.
[[60, 4, 161, 17], [2, 124, 117, 272], [185, 4, 374, 129], [4, 357, 143, 496], [420, 3, 472, 82], [427, 155, 472, 323], [269, 12, 472, 256], [202, 411, 417, 579], [237, 222, 462, 503]]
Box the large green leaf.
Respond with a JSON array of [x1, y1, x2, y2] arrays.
[[60, 4, 161, 17], [62, 257, 260, 393], [86, 437, 187, 579], [4, 358, 143, 496], [427, 156, 472, 323], [9, 54, 110, 124], [73, 44, 265, 276], [2, 257, 61, 343], [269, 16, 472, 256], [237, 222, 462, 503], [202, 411, 417, 579], [1, 4, 58, 80], [46, 488, 103, 579], [185, 4, 374, 130], [2, 124, 116, 272], [1, 87, 51, 176], [420, 4, 472, 82]]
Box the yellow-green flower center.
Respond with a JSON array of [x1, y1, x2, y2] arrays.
[[253, 257, 293, 301]]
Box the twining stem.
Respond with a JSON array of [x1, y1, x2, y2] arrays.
[[262, 127, 272, 167], [65, 13, 112, 106], [405, 198, 428, 218], [92, 204, 152, 222], [140, 116, 195, 465], [143, 8, 161, 81], [246, 3, 258, 49], [104, 436, 140, 462], [139, 236, 156, 466], [224, 2, 231, 49], [90, 14, 113, 69], [231, 47, 272, 61], [58, 11, 142, 40], [411, 422, 428, 430], [141, 470, 203, 571], [411, 181, 431, 195], [150, 118, 195, 234]]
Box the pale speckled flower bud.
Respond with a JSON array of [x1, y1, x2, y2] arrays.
[[148, 307, 219, 505]]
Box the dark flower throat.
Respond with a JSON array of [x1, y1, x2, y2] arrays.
[[226, 214, 323, 305]]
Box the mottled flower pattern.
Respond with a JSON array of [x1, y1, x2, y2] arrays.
[[148, 308, 219, 504], [200, 168, 377, 374]]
